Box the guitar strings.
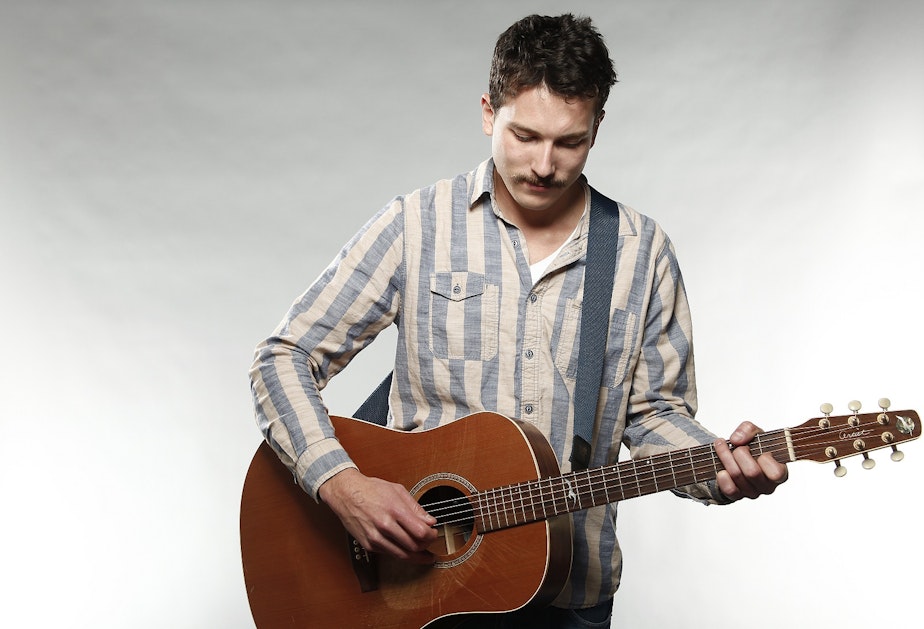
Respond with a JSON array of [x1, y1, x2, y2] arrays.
[[420, 415, 907, 532], [423, 425, 796, 527]]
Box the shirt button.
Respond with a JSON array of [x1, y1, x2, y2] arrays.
[[452, 284, 461, 294], [525, 349, 534, 359], [512, 239, 519, 248], [529, 293, 538, 303], [524, 405, 534, 414]]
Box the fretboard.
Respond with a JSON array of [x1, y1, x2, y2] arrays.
[[473, 428, 791, 533]]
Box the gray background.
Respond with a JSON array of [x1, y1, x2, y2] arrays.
[[2, 1, 922, 627]]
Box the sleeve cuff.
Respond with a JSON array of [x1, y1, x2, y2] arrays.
[[294, 437, 357, 501]]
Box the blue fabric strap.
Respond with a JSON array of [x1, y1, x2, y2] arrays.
[[354, 371, 392, 426], [570, 188, 620, 470]]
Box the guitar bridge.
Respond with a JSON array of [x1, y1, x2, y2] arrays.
[[348, 534, 379, 592]]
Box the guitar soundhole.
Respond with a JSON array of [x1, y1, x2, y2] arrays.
[[419, 485, 475, 557]]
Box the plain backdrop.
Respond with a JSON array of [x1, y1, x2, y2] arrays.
[[2, 1, 922, 627]]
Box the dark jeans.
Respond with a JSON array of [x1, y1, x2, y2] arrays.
[[448, 599, 613, 628]]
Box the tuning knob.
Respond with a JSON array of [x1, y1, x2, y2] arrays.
[[875, 398, 892, 425], [879, 430, 905, 462], [861, 453, 876, 470], [847, 400, 862, 427], [833, 461, 847, 477]]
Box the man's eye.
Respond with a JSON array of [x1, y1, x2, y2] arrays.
[[514, 133, 533, 142]]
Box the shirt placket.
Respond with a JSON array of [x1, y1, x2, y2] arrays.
[[520, 282, 545, 422]]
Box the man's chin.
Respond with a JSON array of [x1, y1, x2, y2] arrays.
[[511, 186, 563, 212]]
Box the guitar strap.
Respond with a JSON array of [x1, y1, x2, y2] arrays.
[[353, 370, 392, 426], [570, 187, 620, 470], [354, 187, 621, 472]]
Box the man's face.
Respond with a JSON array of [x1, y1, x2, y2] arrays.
[[482, 84, 601, 217]]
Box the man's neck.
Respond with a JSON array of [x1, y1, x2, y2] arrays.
[[494, 176, 586, 264]]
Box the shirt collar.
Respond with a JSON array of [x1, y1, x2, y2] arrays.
[[469, 158, 496, 209]]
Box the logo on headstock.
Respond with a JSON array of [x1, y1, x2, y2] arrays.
[[839, 428, 871, 441]]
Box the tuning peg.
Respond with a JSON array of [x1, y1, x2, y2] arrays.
[[847, 400, 862, 426], [861, 453, 876, 470], [874, 398, 893, 426], [819, 403, 833, 429], [833, 460, 847, 477], [881, 426, 907, 462]]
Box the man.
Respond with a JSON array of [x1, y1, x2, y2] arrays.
[[250, 13, 787, 628]]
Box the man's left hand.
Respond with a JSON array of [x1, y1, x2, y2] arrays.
[[714, 421, 789, 501]]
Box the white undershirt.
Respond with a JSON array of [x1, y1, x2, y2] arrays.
[[528, 213, 585, 285]]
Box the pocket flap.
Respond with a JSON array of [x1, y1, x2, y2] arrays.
[[430, 272, 486, 301]]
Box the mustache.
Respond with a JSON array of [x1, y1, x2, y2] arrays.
[[512, 174, 568, 189]]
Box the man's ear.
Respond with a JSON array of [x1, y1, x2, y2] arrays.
[[481, 94, 495, 136], [590, 110, 605, 148]]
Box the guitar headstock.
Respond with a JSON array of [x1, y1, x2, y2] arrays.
[[789, 399, 920, 476]]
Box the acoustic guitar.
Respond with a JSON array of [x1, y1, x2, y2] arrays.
[[240, 401, 918, 628]]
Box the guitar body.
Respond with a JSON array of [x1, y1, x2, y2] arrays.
[[240, 412, 573, 629]]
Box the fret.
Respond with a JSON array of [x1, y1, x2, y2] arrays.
[[609, 467, 621, 502], [649, 458, 659, 493], [518, 483, 527, 525], [475, 491, 488, 531], [512, 485, 520, 525], [584, 469, 595, 508], [604, 467, 616, 503], [631, 459, 641, 498], [613, 460, 625, 501], [530, 481, 538, 522], [536, 480, 548, 521], [598, 469, 608, 504], [688, 446, 698, 484], [491, 487, 501, 530], [558, 477, 569, 514], [667, 450, 677, 488]]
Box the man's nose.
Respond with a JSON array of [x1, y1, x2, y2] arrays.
[[531, 143, 555, 178]]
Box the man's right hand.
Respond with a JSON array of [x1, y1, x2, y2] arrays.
[[318, 468, 438, 564]]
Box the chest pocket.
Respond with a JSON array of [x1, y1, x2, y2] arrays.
[[554, 301, 638, 387], [428, 272, 499, 361]]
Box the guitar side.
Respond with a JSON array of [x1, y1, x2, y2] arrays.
[[240, 412, 573, 629]]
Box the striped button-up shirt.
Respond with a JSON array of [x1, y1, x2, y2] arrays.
[[250, 158, 725, 608]]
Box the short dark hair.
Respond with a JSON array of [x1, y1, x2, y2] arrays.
[[489, 14, 618, 116]]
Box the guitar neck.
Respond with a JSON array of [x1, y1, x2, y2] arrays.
[[469, 407, 919, 533], [472, 430, 788, 533]]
